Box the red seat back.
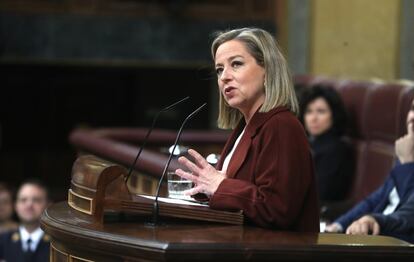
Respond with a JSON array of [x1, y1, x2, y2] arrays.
[[294, 75, 414, 203]]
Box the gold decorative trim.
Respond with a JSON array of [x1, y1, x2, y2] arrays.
[[11, 232, 20, 242], [69, 254, 95, 262], [43, 234, 51, 242], [68, 189, 94, 215], [50, 243, 95, 262], [50, 242, 68, 261]]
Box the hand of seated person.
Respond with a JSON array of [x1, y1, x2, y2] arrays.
[[175, 149, 226, 197], [396, 122, 414, 164], [345, 215, 380, 235], [324, 222, 343, 233]]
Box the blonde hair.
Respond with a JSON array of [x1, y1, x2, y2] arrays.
[[211, 28, 298, 129]]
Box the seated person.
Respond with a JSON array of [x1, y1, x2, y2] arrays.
[[299, 86, 353, 202], [326, 99, 414, 235], [0, 179, 51, 262], [0, 183, 18, 233], [346, 193, 414, 243]]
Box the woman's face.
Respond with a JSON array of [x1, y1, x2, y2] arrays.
[[215, 40, 265, 118], [0, 191, 13, 221], [304, 97, 333, 136]]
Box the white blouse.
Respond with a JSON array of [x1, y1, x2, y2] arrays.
[[221, 128, 246, 173]]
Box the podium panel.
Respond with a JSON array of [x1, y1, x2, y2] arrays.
[[41, 155, 414, 261], [41, 202, 414, 262]]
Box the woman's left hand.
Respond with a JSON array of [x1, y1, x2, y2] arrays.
[[175, 149, 226, 196]]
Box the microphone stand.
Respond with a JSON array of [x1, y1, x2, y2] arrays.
[[149, 103, 207, 226], [124, 96, 190, 185]]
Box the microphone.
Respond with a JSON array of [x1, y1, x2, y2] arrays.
[[124, 96, 190, 184], [150, 102, 207, 226]]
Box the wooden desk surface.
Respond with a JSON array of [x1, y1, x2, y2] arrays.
[[41, 202, 414, 261]]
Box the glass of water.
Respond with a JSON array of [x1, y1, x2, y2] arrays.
[[167, 171, 193, 200]]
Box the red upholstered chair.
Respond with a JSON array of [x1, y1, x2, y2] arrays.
[[294, 75, 414, 220], [347, 82, 414, 202]]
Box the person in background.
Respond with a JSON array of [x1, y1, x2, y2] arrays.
[[299, 86, 353, 203], [0, 183, 18, 233], [0, 179, 50, 262], [174, 28, 319, 232], [325, 99, 414, 238]]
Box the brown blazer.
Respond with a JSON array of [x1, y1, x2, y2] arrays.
[[210, 106, 319, 232]]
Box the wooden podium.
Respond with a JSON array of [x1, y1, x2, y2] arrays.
[[41, 155, 414, 261], [65, 155, 242, 225]]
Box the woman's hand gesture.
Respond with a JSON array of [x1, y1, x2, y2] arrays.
[[175, 149, 226, 196]]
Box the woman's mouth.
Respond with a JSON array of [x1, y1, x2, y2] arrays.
[[224, 86, 236, 96]]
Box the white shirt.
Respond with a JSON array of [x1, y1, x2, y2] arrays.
[[19, 226, 44, 252], [382, 186, 400, 215], [221, 128, 246, 173]]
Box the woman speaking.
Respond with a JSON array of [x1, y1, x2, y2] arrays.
[[175, 28, 319, 232]]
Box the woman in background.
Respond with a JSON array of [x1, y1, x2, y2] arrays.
[[175, 28, 319, 232], [0, 183, 17, 233], [300, 86, 353, 203]]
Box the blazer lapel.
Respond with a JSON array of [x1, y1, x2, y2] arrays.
[[33, 235, 50, 260], [10, 231, 25, 262], [218, 106, 290, 179]]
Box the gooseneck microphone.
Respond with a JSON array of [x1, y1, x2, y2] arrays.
[[124, 96, 190, 184], [150, 102, 207, 226]]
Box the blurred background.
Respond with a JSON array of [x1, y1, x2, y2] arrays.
[[0, 0, 413, 201]]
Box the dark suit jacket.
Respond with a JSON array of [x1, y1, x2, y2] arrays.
[[209, 106, 320, 232], [335, 162, 414, 230], [372, 193, 414, 243], [0, 230, 50, 262], [310, 130, 354, 202]]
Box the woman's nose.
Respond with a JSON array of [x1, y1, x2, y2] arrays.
[[220, 68, 232, 82], [308, 113, 318, 123]]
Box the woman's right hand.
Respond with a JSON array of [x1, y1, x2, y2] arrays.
[[175, 149, 226, 197]]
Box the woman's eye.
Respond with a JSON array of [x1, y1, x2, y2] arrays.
[[216, 68, 223, 76], [317, 108, 328, 114], [232, 61, 243, 68]]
